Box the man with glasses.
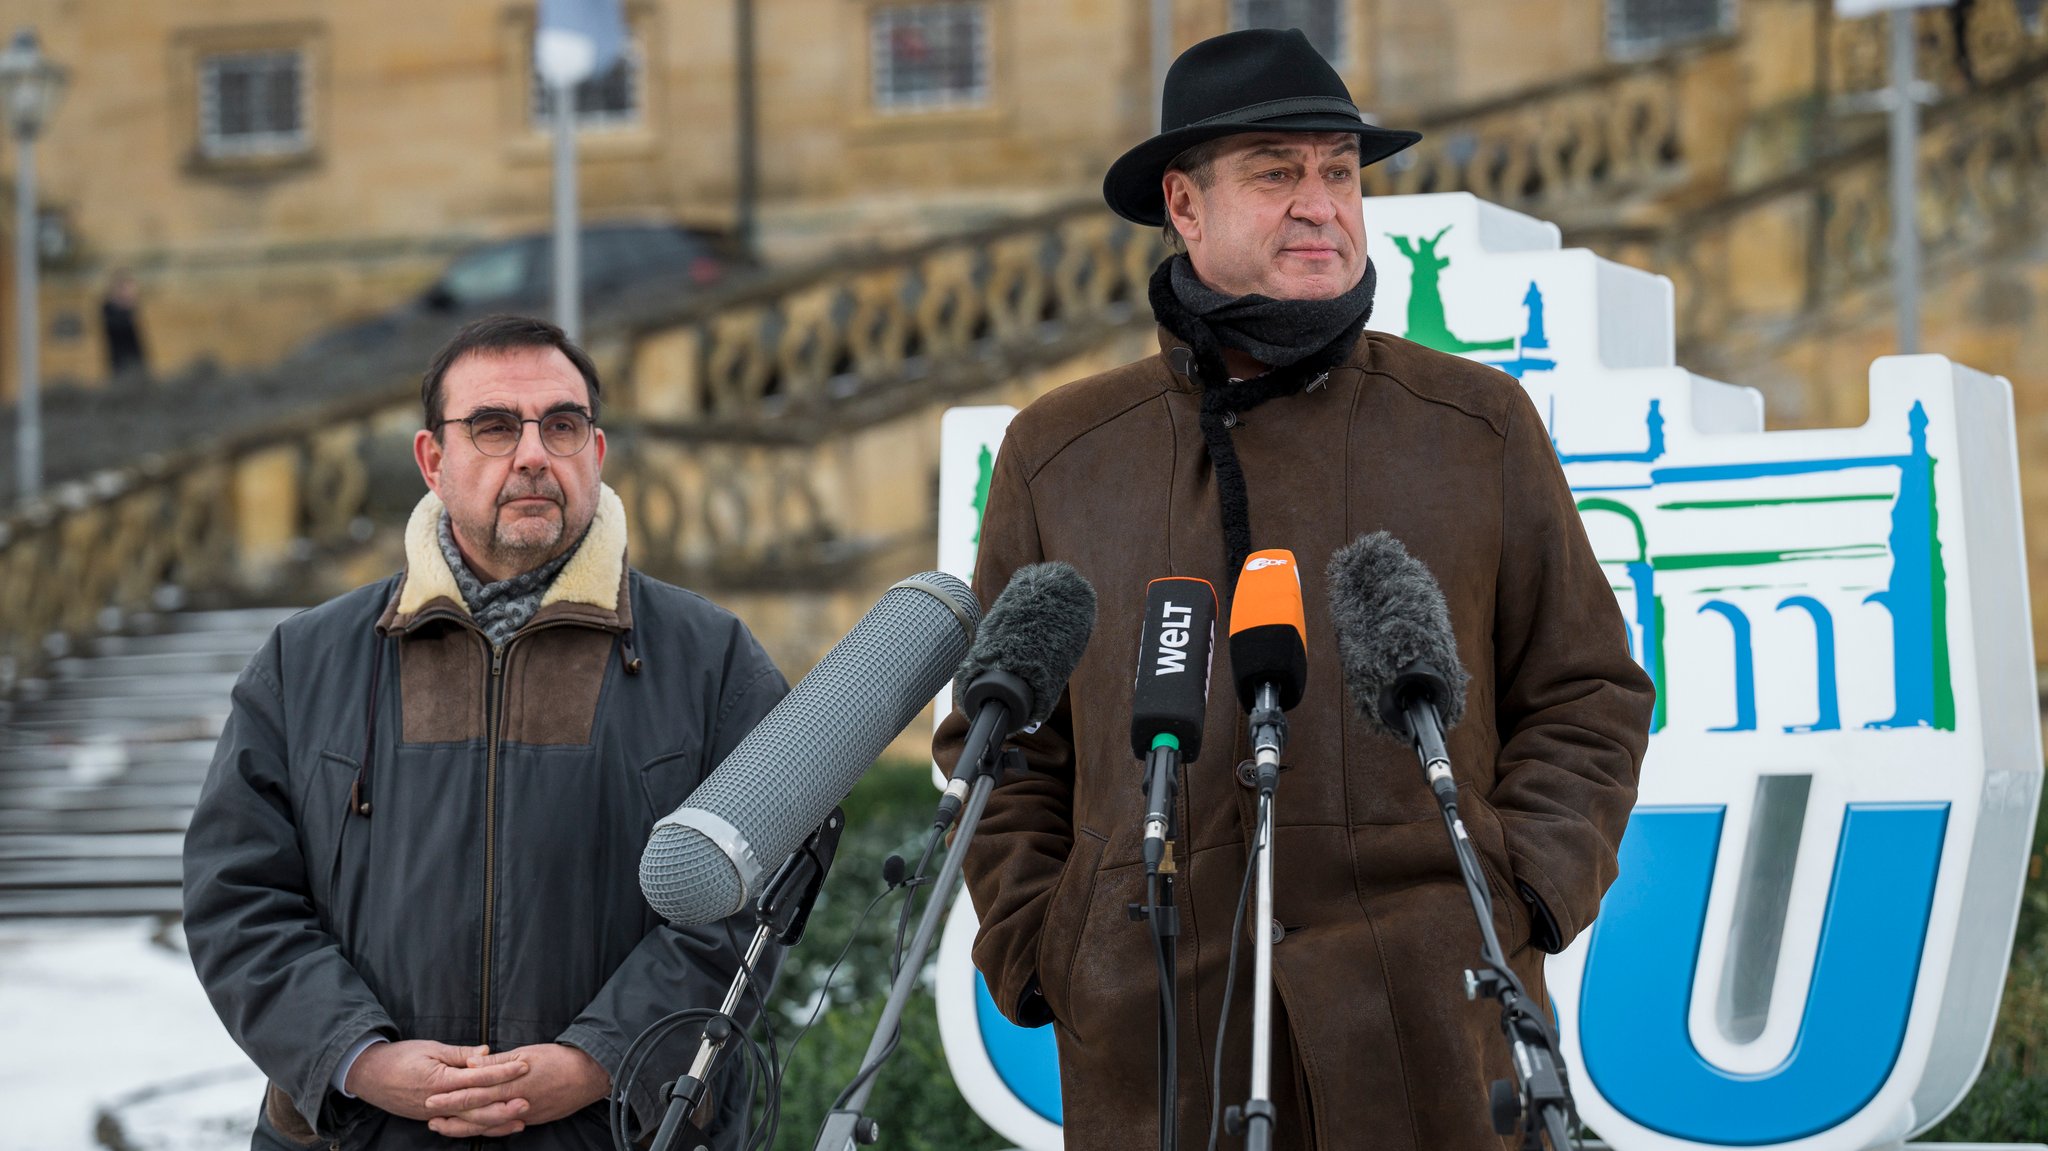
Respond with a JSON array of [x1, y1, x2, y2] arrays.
[[183, 314, 789, 1150]]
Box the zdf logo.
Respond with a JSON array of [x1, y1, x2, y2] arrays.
[[1244, 556, 1289, 571]]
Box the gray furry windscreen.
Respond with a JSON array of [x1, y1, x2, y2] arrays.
[[953, 561, 1098, 726], [1326, 532, 1470, 734]]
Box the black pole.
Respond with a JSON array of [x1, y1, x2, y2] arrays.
[[734, 0, 759, 261]]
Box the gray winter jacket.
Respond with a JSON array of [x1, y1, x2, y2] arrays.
[[183, 486, 789, 1150]]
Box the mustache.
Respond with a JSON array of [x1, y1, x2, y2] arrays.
[[498, 477, 564, 505]]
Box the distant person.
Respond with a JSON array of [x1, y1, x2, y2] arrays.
[[100, 269, 147, 381], [1952, 0, 1980, 87], [182, 314, 788, 1149]]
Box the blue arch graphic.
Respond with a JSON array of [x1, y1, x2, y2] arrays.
[[1580, 803, 1949, 1145], [1776, 596, 1841, 732], [974, 971, 1063, 1122], [1697, 601, 1756, 732]]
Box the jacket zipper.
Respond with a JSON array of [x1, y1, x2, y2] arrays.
[[480, 640, 504, 1052], [472, 619, 600, 1052]]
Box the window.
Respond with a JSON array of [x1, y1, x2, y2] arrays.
[[1231, 0, 1345, 67], [199, 50, 307, 158], [531, 47, 641, 129], [1607, 0, 1735, 59], [871, 4, 990, 112]]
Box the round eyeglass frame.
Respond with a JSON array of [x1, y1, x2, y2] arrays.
[[439, 409, 595, 457]]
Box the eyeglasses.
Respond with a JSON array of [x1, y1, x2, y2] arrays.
[[439, 408, 595, 457]]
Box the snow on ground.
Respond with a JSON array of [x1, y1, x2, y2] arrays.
[[0, 918, 256, 1151]]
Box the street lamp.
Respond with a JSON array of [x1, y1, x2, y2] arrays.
[[0, 28, 64, 504]]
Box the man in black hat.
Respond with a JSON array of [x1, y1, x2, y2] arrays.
[[937, 27, 1653, 1151]]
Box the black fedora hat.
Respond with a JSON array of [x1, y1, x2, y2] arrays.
[[1103, 28, 1421, 227]]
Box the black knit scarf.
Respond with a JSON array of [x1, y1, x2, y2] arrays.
[[1148, 255, 1376, 585]]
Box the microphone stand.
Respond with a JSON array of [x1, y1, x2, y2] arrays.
[[812, 746, 1021, 1151], [1403, 703, 1577, 1151], [1225, 682, 1288, 1151], [1130, 740, 1182, 1151], [648, 809, 846, 1151]]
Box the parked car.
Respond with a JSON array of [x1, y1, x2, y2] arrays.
[[293, 222, 752, 359]]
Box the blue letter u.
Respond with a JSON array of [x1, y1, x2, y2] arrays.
[[1580, 803, 1948, 1145]]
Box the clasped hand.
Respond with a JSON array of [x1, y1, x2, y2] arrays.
[[345, 1039, 612, 1138]]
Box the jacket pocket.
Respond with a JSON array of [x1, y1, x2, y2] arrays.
[[260, 1082, 324, 1149], [308, 750, 365, 942], [1457, 786, 1530, 954], [638, 745, 703, 825], [1033, 827, 1109, 1036]]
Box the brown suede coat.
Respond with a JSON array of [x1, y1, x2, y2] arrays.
[[934, 329, 1655, 1150]]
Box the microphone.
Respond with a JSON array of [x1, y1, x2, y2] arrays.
[[1326, 542, 1577, 1151], [1131, 577, 1216, 869], [1325, 532, 1471, 807], [937, 562, 1098, 830], [640, 572, 980, 926], [1228, 549, 1308, 776]]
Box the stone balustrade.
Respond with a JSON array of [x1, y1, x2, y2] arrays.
[[7, 14, 2025, 691]]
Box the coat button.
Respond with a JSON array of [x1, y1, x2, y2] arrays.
[[1236, 759, 1258, 790]]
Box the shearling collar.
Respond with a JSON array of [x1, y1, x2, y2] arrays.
[[380, 482, 630, 634]]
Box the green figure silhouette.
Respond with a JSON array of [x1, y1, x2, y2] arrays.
[[1389, 226, 1516, 353], [970, 444, 994, 547]]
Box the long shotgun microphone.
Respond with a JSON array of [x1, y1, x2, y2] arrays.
[[1131, 577, 1216, 868], [938, 562, 1098, 830], [1325, 532, 1470, 805], [1229, 550, 1308, 774], [640, 572, 980, 925]]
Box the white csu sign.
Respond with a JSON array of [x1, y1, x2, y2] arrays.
[[931, 192, 2043, 1151]]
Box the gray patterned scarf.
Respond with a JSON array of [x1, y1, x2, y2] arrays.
[[437, 512, 586, 647]]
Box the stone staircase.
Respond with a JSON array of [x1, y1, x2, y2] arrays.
[[0, 607, 294, 917]]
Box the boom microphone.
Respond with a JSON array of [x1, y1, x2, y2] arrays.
[[640, 572, 980, 925], [1326, 532, 1471, 804], [937, 562, 1097, 829]]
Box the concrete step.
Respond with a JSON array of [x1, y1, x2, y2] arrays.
[[0, 808, 191, 835], [0, 762, 211, 791], [3, 715, 225, 743], [0, 738, 216, 773], [37, 673, 241, 701], [11, 694, 236, 725], [49, 651, 255, 680], [85, 631, 280, 659], [0, 856, 185, 888], [0, 833, 185, 860], [142, 608, 299, 635], [2, 783, 205, 812], [0, 886, 185, 917]]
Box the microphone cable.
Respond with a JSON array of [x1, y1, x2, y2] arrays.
[[1145, 869, 1177, 1143], [831, 823, 946, 1111], [611, 856, 920, 1151], [1205, 812, 1267, 1151]]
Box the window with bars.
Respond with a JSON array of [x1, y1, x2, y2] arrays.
[[531, 47, 641, 128], [1607, 0, 1735, 58], [199, 50, 308, 158], [1231, 0, 1346, 66], [871, 3, 991, 112]]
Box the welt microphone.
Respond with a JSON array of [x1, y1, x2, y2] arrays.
[[1130, 577, 1216, 870], [1325, 532, 1471, 805], [1229, 550, 1309, 773]]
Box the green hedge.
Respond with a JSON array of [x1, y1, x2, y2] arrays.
[[759, 761, 1000, 1151]]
